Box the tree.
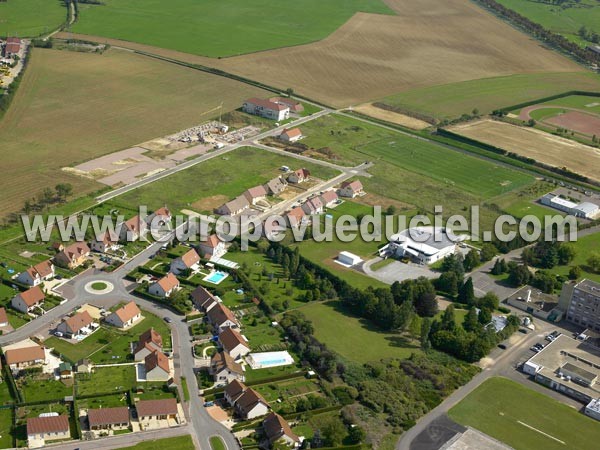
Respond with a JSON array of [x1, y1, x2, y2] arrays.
[[458, 277, 476, 307], [414, 292, 438, 317], [55, 183, 73, 201], [480, 243, 497, 262], [285, 87, 294, 97], [41, 187, 54, 205], [558, 244, 576, 265], [479, 292, 499, 311], [441, 305, 456, 331], [321, 417, 346, 447], [463, 249, 481, 271], [508, 264, 531, 287], [420, 318, 432, 351], [478, 307, 492, 325], [569, 266, 582, 280], [436, 271, 459, 296], [348, 425, 366, 444], [463, 307, 479, 333], [589, 253, 600, 274]]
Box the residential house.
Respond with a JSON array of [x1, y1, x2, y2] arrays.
[[219, 327, 250, 360], [301, 197, 323, 215], [147, 206, 172, 227], [88, 407, 130, 431], [119, 215, 147, 242], [0, 307, 8, 327], [27, 415, 70, 447], [76, 359, 93, 374], [90, 231, 119, 253], [339, 180, 364, 198], [133, 328, 163, 361], [215, 195, 250, 216], [149, 273, 180, 298], [105, 301, 142, 329], [16, 260, 55, 286], [264, 177, 288, 196], [58, 362, 73, 379], [243, 98, 290, 121], [287, 168, 310, 184], [319, 190, 339, 208], [286, 206, 306, 228], [235, 387, 270, 420], [5, 345, 46, 371], [210, 351, 245, 383], [170, 248, 200, 275], [197, 234, 227, 259], [207, 303, 240, 333], [54, 242, 90, 269], [51, 242, 65, 253], [279, 128, 303, 143], [56, 311, 95, 338], [244, 185, 268, 205], [144, 351, 170, 381], [190, 285, 218, 312], [11, 286, 45, 313], [269, 97, 304, 113], [224, 379, 247, 405], [4, 38, 21, 58], [136, 398, 179, 422], [263, 412, 301, 448], [263, 217, 287, 240]]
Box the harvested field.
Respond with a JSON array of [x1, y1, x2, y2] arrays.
[[352, 103, 431, 130], [545, 111, 600, 136], [449, 120, 600, 182], [0, 48, 269, 219]]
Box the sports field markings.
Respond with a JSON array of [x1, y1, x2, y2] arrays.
[[517, 420, 566, 445]]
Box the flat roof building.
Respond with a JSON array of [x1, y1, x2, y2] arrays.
[[560, 279, 600, 333], [381, 227, 460, 265]]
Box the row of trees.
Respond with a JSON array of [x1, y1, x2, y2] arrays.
[[22, 183, 73, 214]]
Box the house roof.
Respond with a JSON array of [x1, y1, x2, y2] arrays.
[[177, 249, 200, 269], [57, 241, 90, 262], [218, 195, 249, 214], [219, 328, 249, 353], [0, 307, 7, 324], [25, 260, 54, 280], [236, 387, 269, 415], [270, 97, 303, 111], [6, 37, 20, 44], [17, 286, 45, 307], [63, 311, 94, 333], [320, 190, 338, 204], [5, 345, 45, 365], [281, 128, 302, 139], [211, 351, 243, 375], [200, 234, 221, 249], [138, 328, 163, 348], [245, 97, 288, 112], [155, 273, 179, 292], [94, 230, 119, 245], [245, 185, 268, 200], [153, 206, 171, 217], [136, 398, 178, 417], [191, 285, 217, 308], [294, 168, 310, 179], [224, 379, 247, 401], [287, 206, 306, 223], [306, 197, 323, 210], [264, 412, 300, 443], [27, 415, 69, 435], [341, 180, 363, 192], [5, 42, 20, 54], [144, 350, 169, 374], [207, 303, 239, 328], [88, 407, 130, 427], [124, 215, 144, 232], [265, 177, 287, 194], [111, 301, 141, 324]]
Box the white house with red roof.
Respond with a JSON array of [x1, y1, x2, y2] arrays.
[[119, 215, 147, 242], [16, 260, 55, 286], [149, 273, 180, 298], [147, 206, 172, 227], [54, 242, 90, 269], [243, 98, 289, 121], [11, 286, 45, 313], [170, 248, 200, 275], [286, 206, 306, 228], [301, 196, 324, 215], [319, 190, 339, 208], [243, 185, 268, 205], [339, 180, 364, 198], [279, 128, 303, 143], [287, 168, 310, 184], [197, 234, 227, 259], [90, 231, 119, 253], [105, 301, 142, 329]]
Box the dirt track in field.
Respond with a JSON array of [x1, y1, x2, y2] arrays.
[[449, 120, 600, 182], [57, 0, 581, 108]]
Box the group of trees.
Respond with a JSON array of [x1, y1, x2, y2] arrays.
[[578, 25, 600, 45], [22, 183, 73, 214], [521, 240, 576, 269]]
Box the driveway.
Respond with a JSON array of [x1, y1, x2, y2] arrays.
[[362, 258, 438, 284]]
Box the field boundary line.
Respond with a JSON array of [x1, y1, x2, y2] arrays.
[[517, 420, 566, 444]]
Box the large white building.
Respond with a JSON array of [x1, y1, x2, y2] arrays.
[[380, 227, 460, 265], [541, 193, 600, 219], [242, 98, 289, 121]]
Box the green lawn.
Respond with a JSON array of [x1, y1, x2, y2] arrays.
[[105, 146, 339, 215], [76, 365, 136, 396], [117, 435, 195, 450], [377, 72, 600, 120], [0, 408, 13, 449], [297, 301, 421, 363], [77, 393, 129, 410], [449, 377, 600, 450], [209, 436, 226, 450], [71, 0, 393, 57], [548, 232, 600, 283], [0, 0, 66, 37], [19, 378, 72, 403]]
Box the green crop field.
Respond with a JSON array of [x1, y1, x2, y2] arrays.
[[0, 47, 269, 220], [0, 0, 66, 37], [104, 146, 339, 214], [71, 0, 393, 57], [297, 301, 421, 363], [377, 72, 600, 120], [449, 377, 600, 450], [496, 0, 600, 45]]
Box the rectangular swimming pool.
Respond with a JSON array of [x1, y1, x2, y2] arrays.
[[203, 270, 229, 285], [246, 351, 295, 369]]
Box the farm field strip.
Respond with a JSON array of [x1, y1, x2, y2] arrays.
[[0, 0, 66, 37]]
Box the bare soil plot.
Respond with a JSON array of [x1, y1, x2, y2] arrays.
[[0, 48, 268, 218], [544, 111, 600, 136], [205, 0, 580, 107], [353, 103, 431, 130], [449, 120, 600, 182]]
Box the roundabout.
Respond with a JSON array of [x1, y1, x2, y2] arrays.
[[84, 280, 114, 295]]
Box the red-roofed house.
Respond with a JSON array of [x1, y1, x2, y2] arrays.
[[211, 351, 245, 383], [144, 351, 170, 381], [219, 327, 250, 359], [54, 242, 90, 269], [288, 168, 310, 184], [27, 415, 70, 446], [56, 311, 96, 337], [119, 215, 147, 242], [319, 190, 339, 208], [147, 206, 172, 227], [279, 128, 303, 143], [90, 231, 119, 253], [224, 379, 247, 405], [11, 286, 45, 313], [136, 398, 179, 423], [339, 180, 364, 198], [4, 38, 21, 57], [0, 307, 8, 327], [286, 206, 306, 229], [235, 387, 270, 419], [105, 301, 142, 329], [16, 260, 55, 286], [243, 185, 268, 205], [301, 196, 324, 215], [243, 98, 289, 121], [190, 285, 218, 312], [263, 412, 301, 448], [170, 248, 200, 275], [133, 328, 163, 361], [149, 273, 180, 298], [269, 97, 304, 113], [88, 406, 130, 431], [207, 303, 240, 333], [197, 234, 227, 259], [5, 345, 46, 371]]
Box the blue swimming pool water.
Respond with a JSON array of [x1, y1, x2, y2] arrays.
[[204, 271, 228, 284]]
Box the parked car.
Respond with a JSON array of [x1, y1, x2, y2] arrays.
[[203, 401, 215, 407], [54, 331, 63, 337], [498, 343, 507, 350], [163, 316, 172, 323], [519, 328, 528, 334]]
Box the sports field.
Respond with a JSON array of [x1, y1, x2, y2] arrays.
[[211, 0, 580, 107], [496, 0, 600, 45], [0, 0, 66, 37], [296, 301, 421, 363], [0, 48, 269, 219], [70, 0, 392, 57], [377, 73, 600, 120], [449, 120, 600, 182], [449, 377, 600, 450]]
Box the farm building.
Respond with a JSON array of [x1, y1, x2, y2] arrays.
[[243, 98, 289, 121], [337, 251, 363, 267], [540, 193, 600, 219], [380, 227, 459, 265]]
